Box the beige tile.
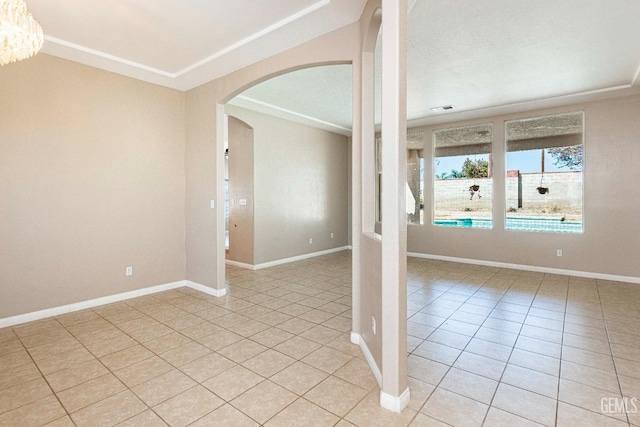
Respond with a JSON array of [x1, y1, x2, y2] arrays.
[[0, 360, 42, 391], [242, 349, 295, 377], [561, 360, 620, 394], [563, 332, 612, 355], [345, 389, 418, 427], [203, 365, 264, 401], [412, 340, 462, 365], [43, 416, 76, 427], [270, 361, 328, 395], [84, 334, 137, 358], [0, 349, 32, 372], [409, 413, 450, 427], [304, 375, 368, 417], [562, 346, 616, 373], [427, 329, 472, 350], [132, 369, 196, 407], [180, 352, 236, 383], [439, 367, 498, 404], [35, 347, 96, 376], [179, 321, 223, 340], [464, 337, 512, 362], [508, 348, 560, 376], [515, 335, 562, 358], [420, 387, 488, 427], [57, 373, 125, 412], [276, 318, 316, 335], [501, 364, 559, 399], [300, 325, 343, 344], [0, 338, 23, 357], [25, 336, 83, 361], [321, 315, 352, 332], [114, 355, 173, 388], [143, 331, 193, 354], [453, 351, 506, 381], [115, 409, 168, 426], [0, 395, 65, 426], [196, 329, 244, 350], [334, 357, 379, 391], [408, 355, 449, 385], [407, 378, 436, 411], [559, 378, 626, 421], [127, 323, 174, 343], [153, 385, 224, 427], [20, 328, 74, 350], [492, 383, 557, 426], [190, 403, 258, 427], [326, 333, 363, 357], [302, 346, 353, 374], [254, 311, 293, 326], [231, 380, 297, 424], [298, 309, 336, 324], [70, 390, 146, 427], [45, 359, 109, 392], [483, 407, 544, 427], [160, 340, 211, 367], [250, 328, 294, 348], [475, 325, 519, 345], [265, 398, 340, 427], [556, 401, 629, 427], [99, 344, 154, 371], [217, 339, 267, 363]]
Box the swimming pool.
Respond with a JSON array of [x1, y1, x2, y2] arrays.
[[434, 217, 583, 233]]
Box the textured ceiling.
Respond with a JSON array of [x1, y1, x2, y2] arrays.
[[26, 0, 640, 130], [231, 0, 640, 133]]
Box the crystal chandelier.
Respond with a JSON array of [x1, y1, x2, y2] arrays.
[[0, 0, 43, 66]]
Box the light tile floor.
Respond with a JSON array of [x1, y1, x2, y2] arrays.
[[1, 251, 639, 426]]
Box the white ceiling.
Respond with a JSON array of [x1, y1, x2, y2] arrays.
[[232, 0, 640, 133], [29, 0, 640, 131], [29, 0, 367, 90]]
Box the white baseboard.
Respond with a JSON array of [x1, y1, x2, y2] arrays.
[[0, 279, 228, 328], [408, 252, 640, 284], [350, 332, 382, 388], [0, 280, 186, 328], [380, 387, 411, 413], [226, 246, 351, 270], [186, 280, 227, 297]]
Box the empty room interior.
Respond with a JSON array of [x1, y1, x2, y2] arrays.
[[2, 0, 640, 426]]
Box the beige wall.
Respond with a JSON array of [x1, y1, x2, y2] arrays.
[[0, 55, 187, 318], [225, 105, 350, 265], [184, 23, 358, 289], [409, 94, 640, 279], [226, 116, 255, 265]]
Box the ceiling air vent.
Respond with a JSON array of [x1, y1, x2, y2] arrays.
[[431, 105, 455, 112]]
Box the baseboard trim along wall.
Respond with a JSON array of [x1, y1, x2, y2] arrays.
[[0, 280, 227, 328], [350, 332, 382, 388], [226, 245, 352, 270], [380, 387, 411, 414], [408, 252, 640, 284]]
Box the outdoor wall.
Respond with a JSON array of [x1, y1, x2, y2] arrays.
[[506, 171, 583, 212], [434, 171, 582, 215], [225, 105, 349, 265], [0, 54, 187, 318], [409, 94, 640, 279]]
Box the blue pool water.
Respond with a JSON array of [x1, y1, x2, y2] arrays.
[[435, 217, 582, 233]]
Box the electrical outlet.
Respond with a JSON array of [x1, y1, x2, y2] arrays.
[[557, 249, 563, 257], [371, 316, 376, 335], [330, 233, 334, 239], [309, 238, 313, 244], [125, 266, 133, 276]]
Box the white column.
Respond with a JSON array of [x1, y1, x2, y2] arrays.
[[380, 0, 409, 413]]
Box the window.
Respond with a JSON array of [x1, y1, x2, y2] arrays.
[[433, 124, 493, 228], [407, 131, 425, 225], [505, 111, 584, 232]]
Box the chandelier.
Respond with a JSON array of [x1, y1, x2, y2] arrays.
[[0, 0, 43, 66]]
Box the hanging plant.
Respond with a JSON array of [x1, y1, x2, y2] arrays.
[[537, 186, 549, 194]]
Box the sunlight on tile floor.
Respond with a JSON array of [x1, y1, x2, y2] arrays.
[[1, 251, 640, 426]]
